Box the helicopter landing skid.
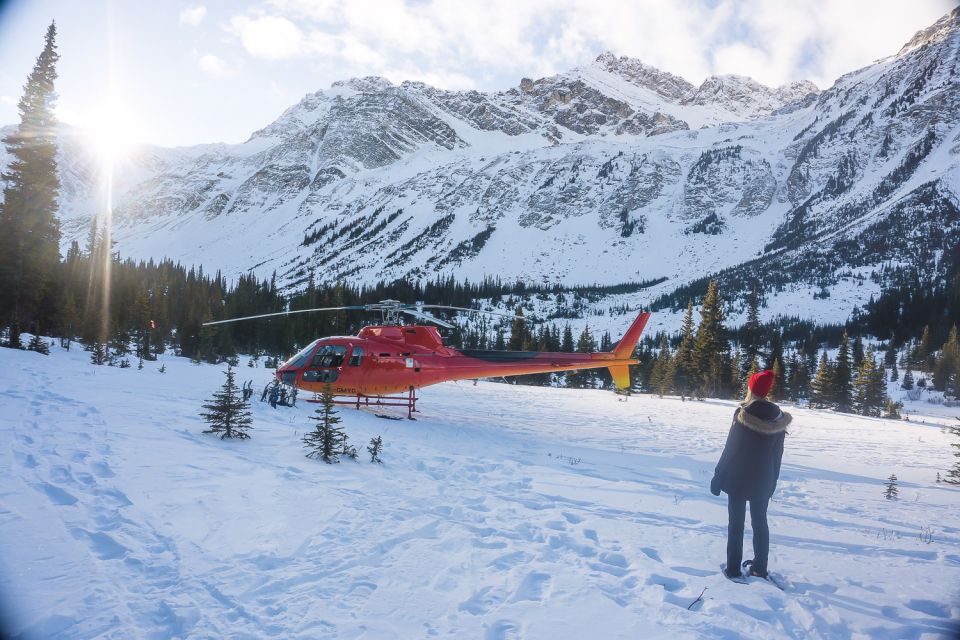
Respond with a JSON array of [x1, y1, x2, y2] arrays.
[[309, 387, 419, 420]]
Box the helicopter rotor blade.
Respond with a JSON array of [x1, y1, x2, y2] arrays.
[[202, 305, 367, 326], [400, 308, 455, 329], [416, 304, 524, 320]]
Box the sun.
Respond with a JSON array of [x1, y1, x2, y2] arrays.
[[84, 101, 138, 168]]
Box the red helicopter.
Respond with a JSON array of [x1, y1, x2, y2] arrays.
[[205, 301, 650, 418]]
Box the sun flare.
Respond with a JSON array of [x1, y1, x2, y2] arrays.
[[84, 102, 138, 168]]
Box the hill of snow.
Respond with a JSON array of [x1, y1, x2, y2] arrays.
[[1, 345, 958, 638]]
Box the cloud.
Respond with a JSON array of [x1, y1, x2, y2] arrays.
[[179, 6, 208, 27], [198, 54, 234, 76], [227, 0, 954, 91], [229, 15, 304, 60]]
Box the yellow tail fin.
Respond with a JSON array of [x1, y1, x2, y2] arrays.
[[608, 365, 631, 390]]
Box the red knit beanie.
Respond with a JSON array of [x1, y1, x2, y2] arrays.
[[748, 370, 774, 398]]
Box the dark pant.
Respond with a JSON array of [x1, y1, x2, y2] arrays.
[[727, 495, 770, 575]]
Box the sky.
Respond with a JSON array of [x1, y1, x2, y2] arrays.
[[0, 0, 955, 147]]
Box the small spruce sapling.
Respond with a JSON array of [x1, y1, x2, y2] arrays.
[[90, 341, 107, 365], [27, 334, 49, 355], [158, 363, 166, 374], [884, 473, 899, 500], [200, 366, 253, 439], [367, 435, 383, 463], [944, 421, 960, 486], [342, 432, 359, 461], [303, 383, 345, 463]]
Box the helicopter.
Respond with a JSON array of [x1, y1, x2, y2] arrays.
[[204, 300, 650, 419]]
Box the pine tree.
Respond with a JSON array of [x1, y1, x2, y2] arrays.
[[852, 335, 865, 370], [693, 280, 726, 399], [890, 361, 898, 382], [883, 474, 899, 500], [911, 325, 931, 369], [649, 334, 673, 397], [561, 324, 574, 352], [0, 23, 61, 344], [200, 366, 253, 439], [741, 357, 759, 399], [367, 435, 383, 464], [729, 346, 742, 400], [945, 423, 960, 486], [901, 366, 914, 390], [90, 340, 107, 365], [673, 300, 697, 398], [742, 286, 762, 372], [303, 384, 345, 463], [883, 399, 902, 419], [854, 347, 887, 417], [27, 333, 49, 355], [834, 331, 854, 413], [933, 325, 959, 393], [810, 352, 833, 408], [771, 357, 785, 402]]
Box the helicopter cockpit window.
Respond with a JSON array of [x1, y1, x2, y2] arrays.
[[284, 340, 320, 369], [310, 345, 347, 368], [348, 347, 363, 367]]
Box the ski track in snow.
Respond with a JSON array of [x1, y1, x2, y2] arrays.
[[1, 346, 959, 639]]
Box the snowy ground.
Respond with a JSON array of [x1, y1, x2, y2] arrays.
[[1, 344, 959, 639]]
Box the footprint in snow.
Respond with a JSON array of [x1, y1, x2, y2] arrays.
[[510, 572, 551, 603], [646, 573, 685, 592], [37, 482, 78, 506], [485, 619, 521, 640], [70, 528, 128, 560]]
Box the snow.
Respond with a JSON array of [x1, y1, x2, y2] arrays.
[[2, 344, 960, 639]]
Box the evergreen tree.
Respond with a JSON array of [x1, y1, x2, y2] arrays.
[[367, 435, 383, 463], [771, 357, 785, 402], [911, 325, 931, 369], [883, 399, 902, 419], [561, 324, 574, 352], [200, 366, 253, 439], [883, 474, 899, 500], [853, 347, 886, 417], [508, 307, 528, 351], [834, 331, 854, 412], [303, 383, 345, 463], [810, 352, 833, 408], [673, 300, 697, 398], [90, 340, 106, 365], [27, 333, 49, 355], [741, 357, 759, 399], [649, 334, 673, 397], [729, 346, 742, 400], [693, 280, 726, 399], [0, 23, 61, 343], [901, 366, 914, 390], [890, 361, 899, 382], [741, 286, 762, 372], [945, 423, 960, 486], [852, 335, 865, 370], [933, 325, 959, 393]]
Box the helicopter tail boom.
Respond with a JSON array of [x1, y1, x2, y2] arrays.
[[610, 311, 651, 360]]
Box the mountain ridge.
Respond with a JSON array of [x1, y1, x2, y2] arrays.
[[2, 8, 958, 332]]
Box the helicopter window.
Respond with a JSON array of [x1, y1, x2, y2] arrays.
[[349, 347, 363, 367], [310, 345, 347, 368], [284, 340, 321, 369]]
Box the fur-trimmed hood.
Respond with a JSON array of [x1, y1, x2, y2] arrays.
[[735, 399, 791, 435]]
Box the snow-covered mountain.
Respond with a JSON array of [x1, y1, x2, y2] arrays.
[[8, 8, 960, 327]]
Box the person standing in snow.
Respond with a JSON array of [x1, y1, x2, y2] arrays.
[[710, 370, 790, 579], [269, 384, 279, 409]]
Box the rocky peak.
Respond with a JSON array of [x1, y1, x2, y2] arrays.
[[592, 52, 695, 101], [330, 76, 395, 94], [682, 74, 818, 118], [897, 6, 960, 56]]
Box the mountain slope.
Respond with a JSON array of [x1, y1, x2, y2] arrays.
[[4, 8, 959, 328]]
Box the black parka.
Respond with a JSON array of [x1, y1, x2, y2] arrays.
[[711, 399, 790, 500]]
